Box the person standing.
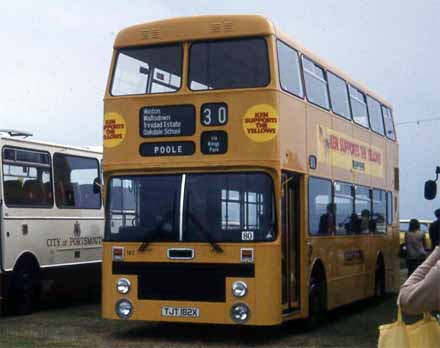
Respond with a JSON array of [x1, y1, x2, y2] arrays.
[[398, 246, 440, 314], [429, 209, 440, 249], [405, 219, 427, 276]]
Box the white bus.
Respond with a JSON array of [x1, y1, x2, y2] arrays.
[[0, 130, 104, 314]]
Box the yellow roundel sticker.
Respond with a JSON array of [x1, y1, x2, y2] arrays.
[[103, 112, 127, 148], [243, 104, 279, 142]]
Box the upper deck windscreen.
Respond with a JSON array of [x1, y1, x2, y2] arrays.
[[189, 37, 270, 91], [111, 44, 182, 96]]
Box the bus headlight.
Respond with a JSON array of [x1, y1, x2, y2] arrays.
[[230, 303, 250, 323], [116, 278, 131, 294], [115, 299, 133, 319], [232, 281, 248, 297]]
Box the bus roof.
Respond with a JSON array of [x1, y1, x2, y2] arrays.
[[114, 15, 391, 108], [0, 135, 102, 155], [114, 15, 276, 47]]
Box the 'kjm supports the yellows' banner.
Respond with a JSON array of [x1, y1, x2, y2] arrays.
[[317, 125, 383, 177]]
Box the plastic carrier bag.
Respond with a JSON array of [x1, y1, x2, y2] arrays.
[[378, 307, 440, 348]]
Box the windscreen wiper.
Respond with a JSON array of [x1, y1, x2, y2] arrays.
[[138, 227, 156, 252], [187, 212, 223, 253], [138, 210, 178, 252]]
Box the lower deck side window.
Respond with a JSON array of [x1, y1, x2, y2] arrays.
[[372, 189, 387, 233], [334, 182, 354, 235], [386, 191, 393, 225], [308, 177, 333, 235], [53, 154, 101, 209], [2, 147, 53, 207], [309, 176, 394, 236]]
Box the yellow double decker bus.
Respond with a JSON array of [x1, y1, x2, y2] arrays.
[[102, 15, 399, 326]]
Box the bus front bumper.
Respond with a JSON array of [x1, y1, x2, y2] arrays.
[[102, 272, 282, 326]]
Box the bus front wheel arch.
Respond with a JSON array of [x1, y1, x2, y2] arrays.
[[307, 260, 327, 329], [10, 253, 41, 315]]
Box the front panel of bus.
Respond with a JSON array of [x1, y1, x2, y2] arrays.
[[102, 32, 287, 325]]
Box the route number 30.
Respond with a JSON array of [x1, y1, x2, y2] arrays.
[[201, 103, 228, 126]]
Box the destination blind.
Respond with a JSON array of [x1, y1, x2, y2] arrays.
[[140, 105, 196, 137]]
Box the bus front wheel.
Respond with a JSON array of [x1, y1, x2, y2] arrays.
[[10, 260, 40, 315], [374, 260, 386, 298], [307, 277, 327, 329]]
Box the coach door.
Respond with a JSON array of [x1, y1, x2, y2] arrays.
[[281, 172, 300, 313]]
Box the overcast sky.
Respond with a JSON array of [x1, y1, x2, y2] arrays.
[[1, 1, 439, 219]]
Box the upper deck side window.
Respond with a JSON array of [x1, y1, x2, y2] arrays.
[[276, 40, 303, 98], [367, 96, 385, 135], [349, 85, 369, 128], [111, 44, 182, 96], [2, 147, 53, 208], [188, 37, 270, 91], [382, 106, 396, 140], [328, 72, 351, 120], [301, 56, 330, 110]]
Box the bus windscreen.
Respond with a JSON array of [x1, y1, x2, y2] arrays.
[[106, 173, 275, 242]]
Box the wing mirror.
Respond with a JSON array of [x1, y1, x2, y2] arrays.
[[425, 180, 437, 200], [425, 166, 440, 200], [93, 177, 102, 194]]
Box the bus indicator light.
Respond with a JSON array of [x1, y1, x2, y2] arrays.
[[240, 248, 254, 263], [309, 155, 317, 170], [112, 246, 124, 261]]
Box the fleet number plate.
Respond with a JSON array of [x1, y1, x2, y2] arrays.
[[161, 306, 200, 318]]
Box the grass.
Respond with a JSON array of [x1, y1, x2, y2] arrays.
[[0, 270, 413, 348]]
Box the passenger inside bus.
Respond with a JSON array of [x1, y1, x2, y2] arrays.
[[318, 203, 336, 234], [3, 163, 52, 207], [23, 179, 46, 204], [360, 209, 371, 233], [3, 180, 24, 205], [342, 213, 360, 234]]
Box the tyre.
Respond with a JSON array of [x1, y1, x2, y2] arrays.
[[374, 262, 386, 298], [307, 277, 327, 329], [10, 261, 40, 315]]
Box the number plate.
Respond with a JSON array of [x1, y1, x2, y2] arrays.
[[242, 231, 254, 241], [161, 306, 200, 318]]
